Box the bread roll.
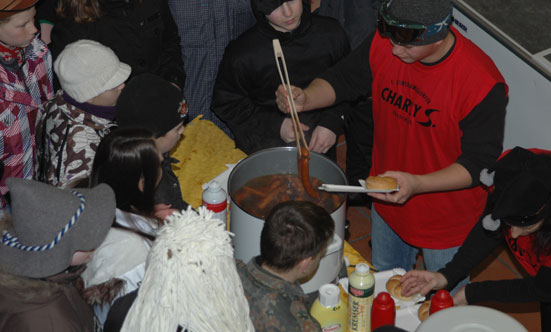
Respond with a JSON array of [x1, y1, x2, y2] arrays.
[[365, 176, 397, 190], [385, 275, 415, 301], [418, 300, 431, 321]]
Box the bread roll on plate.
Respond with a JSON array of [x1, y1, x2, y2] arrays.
[[385, 275, 416, 301], [418, 300, 431, 321], [365, 176, 398, 190]]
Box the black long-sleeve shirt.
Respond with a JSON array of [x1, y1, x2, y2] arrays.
[[439, 221, 551, 303]]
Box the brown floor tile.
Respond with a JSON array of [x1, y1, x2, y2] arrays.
[[346, 206, 371, 241], [349, 236, 373, 263]]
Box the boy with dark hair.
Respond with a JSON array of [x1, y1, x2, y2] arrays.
[[116, 73, 189, 217], [237, 200, 334, 332]]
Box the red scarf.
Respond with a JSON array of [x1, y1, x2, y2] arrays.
[[504, 228, 551, 276], [0, 42, 24, 67]]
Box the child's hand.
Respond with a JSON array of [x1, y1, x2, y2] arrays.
[[154, 203, 178, 221], [308, 126, 336, 154], [280, 118, 309, 143]]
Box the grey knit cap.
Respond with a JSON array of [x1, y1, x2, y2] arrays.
[[385, 0, 452, 45]]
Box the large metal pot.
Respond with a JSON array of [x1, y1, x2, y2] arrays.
[[228, 147, 347, 293]]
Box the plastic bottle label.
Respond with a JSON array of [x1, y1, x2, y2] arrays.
[[323, 324, 342, 332], [349, 286, 374, 298], [202, 200, 227, 213], [348, 286, 374, 332]]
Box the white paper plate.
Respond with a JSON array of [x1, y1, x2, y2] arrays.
[[318, 180, 399, 193], [374, 268, 425, 308], [415, 305, 528, 332]]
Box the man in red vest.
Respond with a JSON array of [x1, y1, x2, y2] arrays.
[[276, 0, 508, 292]]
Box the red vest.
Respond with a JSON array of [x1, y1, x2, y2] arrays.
[[369, 27, 506, 248]]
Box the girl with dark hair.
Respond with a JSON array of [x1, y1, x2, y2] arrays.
[[401, 147, 551, 330], [83, 127, 163, 327], [91, 127, 162, 217]]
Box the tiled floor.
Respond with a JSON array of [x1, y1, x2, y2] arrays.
[[335, 136, 541, 331]]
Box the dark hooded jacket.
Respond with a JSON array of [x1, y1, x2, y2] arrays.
[[0, 217, 96, 332], [45, 0, 185, 90], [211, 0, 350, 155], [0, 265, 96, 332]]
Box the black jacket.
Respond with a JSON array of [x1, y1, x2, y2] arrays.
[[46, 0, 186, 90], [439, 220, 551, 304], [211, 0, 350, 154]]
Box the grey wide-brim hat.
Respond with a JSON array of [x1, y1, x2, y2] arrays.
[[0, 178, 116, 278]]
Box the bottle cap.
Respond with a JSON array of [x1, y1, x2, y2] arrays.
[[355, 263, 370, 274], [429, 289, 453, 314], [208, 181, 221, 191], [374, 291, 393, 305], [318, 284, 340, 307]]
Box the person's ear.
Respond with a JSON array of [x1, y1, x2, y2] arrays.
[[299, 256, 313, 274], [138, 177, 145, 192]]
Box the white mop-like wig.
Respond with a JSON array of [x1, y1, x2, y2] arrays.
[[120, 207, 255, 332]]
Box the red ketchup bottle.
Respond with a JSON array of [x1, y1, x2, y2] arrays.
[[429, 289, 453, 315], [371, 291, 396, 330]]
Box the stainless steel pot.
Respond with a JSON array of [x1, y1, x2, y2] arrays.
[[228, 147, 347, 293]]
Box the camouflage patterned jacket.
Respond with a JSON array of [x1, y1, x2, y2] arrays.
[[236, 258, 322, 332], [35, 91, 116, 188]]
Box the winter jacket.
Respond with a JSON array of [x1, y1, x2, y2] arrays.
[[211, 0, 350, 154], [155, 153, 188, 211], [236, 257, 322, 332], [0, 265, 96, 332], [35, 91, 116, 188], [47, 0, 185, 89], [0, 36, 54, 208]]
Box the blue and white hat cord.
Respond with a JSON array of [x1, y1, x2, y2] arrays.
[[1, 191, 86, 251]]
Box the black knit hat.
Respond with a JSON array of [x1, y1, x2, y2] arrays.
[[255, 0, 292, 15], [481, 147, 551, 231], [116, 73, 187, 138], [385, 0, 452, 45]]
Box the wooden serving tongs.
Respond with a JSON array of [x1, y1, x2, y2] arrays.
[[273, 39, 319, 199]]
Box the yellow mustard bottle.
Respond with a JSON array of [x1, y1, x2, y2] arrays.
[[310, 284, 348, 332], [347, 263, 375, 332]]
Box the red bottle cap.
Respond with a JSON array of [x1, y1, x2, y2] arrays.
[[371, 292, 396, 330], [429, 289, 453, 315]]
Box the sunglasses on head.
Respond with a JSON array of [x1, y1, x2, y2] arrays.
[[377, 1, 452, 45]]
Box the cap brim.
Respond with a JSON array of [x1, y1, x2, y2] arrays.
[[102, 62, 132, 93], [0, 0, 38, 18]]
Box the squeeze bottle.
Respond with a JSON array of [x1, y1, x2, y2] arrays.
[[310, 284, 348, 332], [347, 263, 375, 332], [202, 181, 227, 223], [371, 291, 395, 330]]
